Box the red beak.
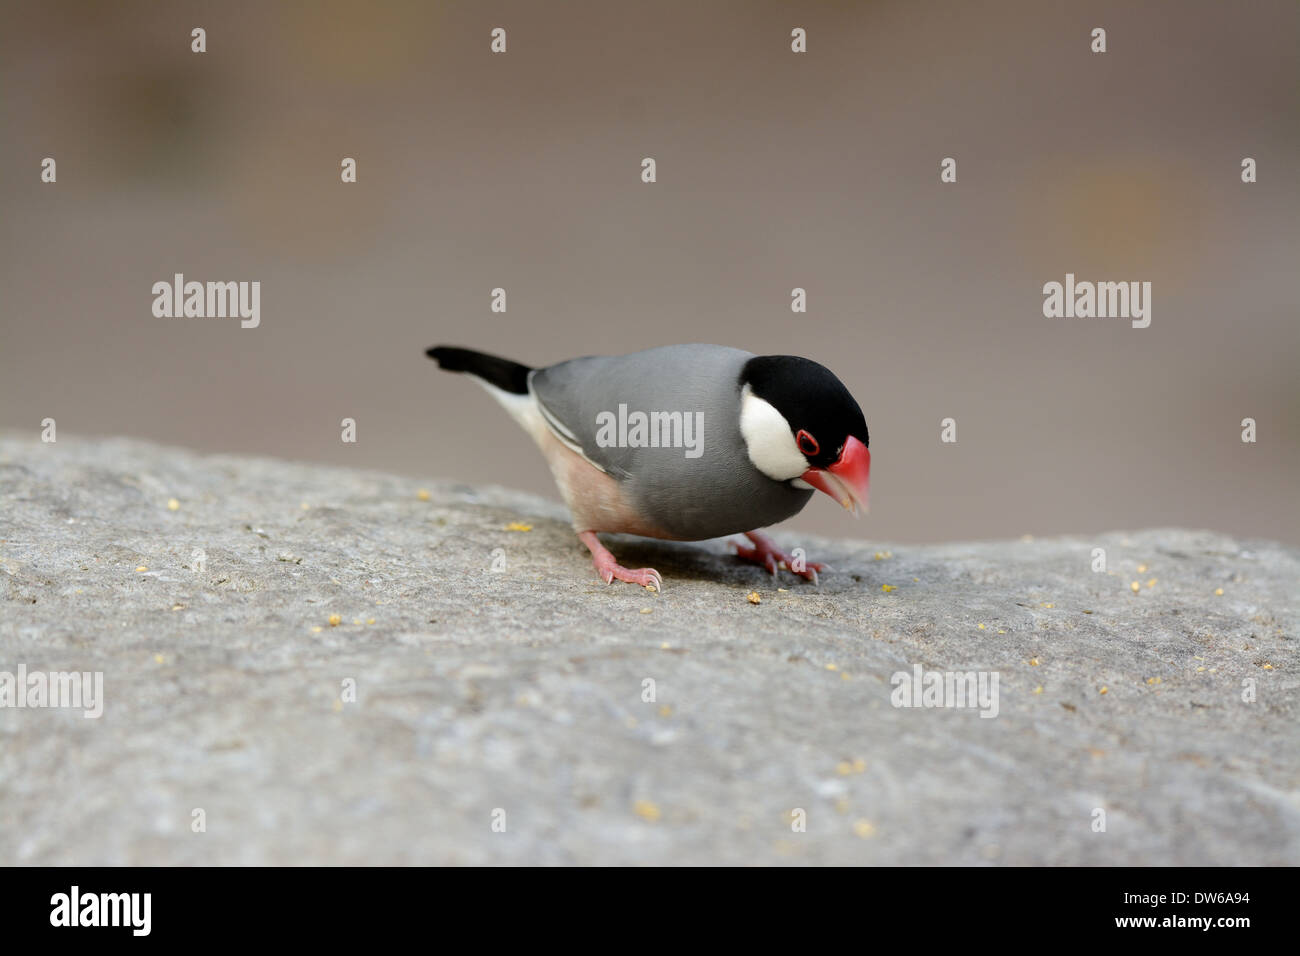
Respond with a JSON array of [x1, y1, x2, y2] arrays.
[[800, 436, 870, 516]]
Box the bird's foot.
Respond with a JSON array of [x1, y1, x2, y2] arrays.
[[578, 531, 663, 593], [732, 530, 826, 584]]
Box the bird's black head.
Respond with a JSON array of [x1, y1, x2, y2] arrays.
[[739, 354, 871, 514], [741, 355, 868, 467]]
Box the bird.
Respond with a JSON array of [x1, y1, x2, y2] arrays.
[[426, 344, 870, 591]]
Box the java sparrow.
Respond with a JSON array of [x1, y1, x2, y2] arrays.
[[426, 344, 870, 591]]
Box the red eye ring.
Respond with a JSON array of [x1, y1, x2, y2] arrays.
[[796, 429, 819, 456]]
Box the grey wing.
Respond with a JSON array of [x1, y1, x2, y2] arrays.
[[528, 345, 754, 482]]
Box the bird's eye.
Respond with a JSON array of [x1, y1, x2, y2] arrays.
[[796, 429, 819, 456]]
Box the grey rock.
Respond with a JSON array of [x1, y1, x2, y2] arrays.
[[0, 434, 1296, 865]]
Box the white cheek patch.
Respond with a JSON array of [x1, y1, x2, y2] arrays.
[[739, 387, 808, 482]]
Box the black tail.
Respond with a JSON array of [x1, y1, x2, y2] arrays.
[[425, 345, 533, 395]]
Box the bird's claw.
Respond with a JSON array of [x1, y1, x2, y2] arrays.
[[596, 561, 663, 594], [579, 530, 664, 593], [732, 535, 826, 585]]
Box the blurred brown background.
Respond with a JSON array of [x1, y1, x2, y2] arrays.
[[2, 0, 1297, 545]]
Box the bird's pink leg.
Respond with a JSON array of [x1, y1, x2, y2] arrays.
[[732, 530, 826, 584], [577, 531, 663, 593]]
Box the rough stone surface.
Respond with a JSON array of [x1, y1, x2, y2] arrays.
[[0, 434, 1296, 865]]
